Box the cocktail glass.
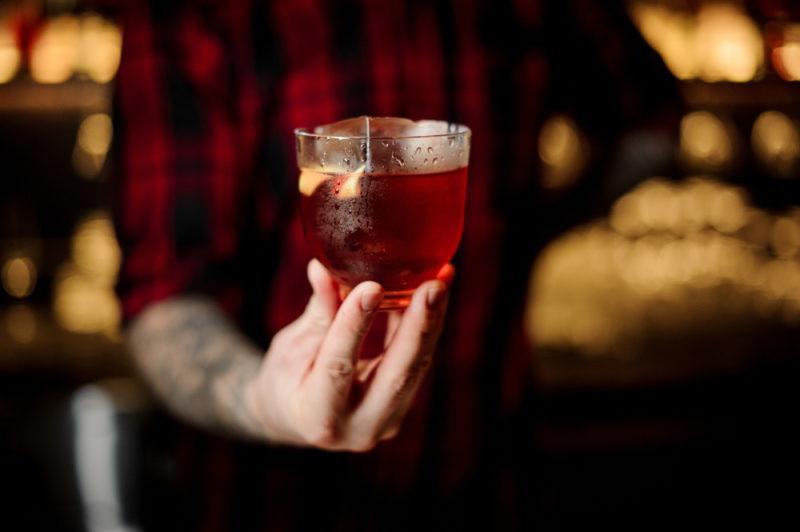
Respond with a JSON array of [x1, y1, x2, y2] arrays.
[[295, 116, 470, 310]]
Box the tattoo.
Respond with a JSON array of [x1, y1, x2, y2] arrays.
[[127, 296, 265, 439]]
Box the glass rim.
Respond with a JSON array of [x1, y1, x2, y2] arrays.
[[294, 120, 471, 141]]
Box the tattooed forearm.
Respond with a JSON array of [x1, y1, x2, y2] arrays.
[[127, 296, 265, 440]]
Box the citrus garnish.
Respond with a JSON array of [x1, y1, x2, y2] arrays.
[[298, 169, 329, 196], [337, 165, 365, 199]]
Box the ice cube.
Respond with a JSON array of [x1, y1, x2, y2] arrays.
[[368, 117, 446, 138], [314, 116, 369, 137], [313, 116, 451, 138]]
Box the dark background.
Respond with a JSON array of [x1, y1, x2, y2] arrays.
[[1, 0, 800, 530]]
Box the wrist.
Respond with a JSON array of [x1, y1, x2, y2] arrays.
[[242, 374, 272, 441]]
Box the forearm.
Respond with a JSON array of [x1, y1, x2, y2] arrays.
[[126, 295, 265, 439]]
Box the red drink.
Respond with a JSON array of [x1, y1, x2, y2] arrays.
[[295, 117, 470, 309], [299, 167, 467, 303]]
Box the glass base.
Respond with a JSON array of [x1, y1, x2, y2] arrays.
[[339, 286, 413, 311]]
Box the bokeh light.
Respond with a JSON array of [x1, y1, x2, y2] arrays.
[[771, 216, 800, 259], [528, 177, 800, 358], [538, 114, 589, 190], [0, 19, 20, 84], [30, 15, 80, 84], [630, 3, 764, 82], [77, 13, 122, 83], [774, 42, 800, 81], [751, 111, 800, 177], [2, 256, 37, 299], [73, 113, 113, 179], [70, 212, 121, 284], [771, 23, 800, 81], [77, 113, 113, 156], [680, 111, 733, 169], [629, 3, 695, 80], [694, 4, 763, 83], [53, 212, 121, 338], [53, 265, 120, 337]]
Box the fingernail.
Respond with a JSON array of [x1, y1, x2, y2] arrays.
[[361, 285, 383, 312], [426, 282, 446, 309]]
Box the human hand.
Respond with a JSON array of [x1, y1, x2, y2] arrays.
[[245, 259, 453, 451]]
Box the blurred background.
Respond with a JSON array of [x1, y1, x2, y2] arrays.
[[1, 0, 799, 530]]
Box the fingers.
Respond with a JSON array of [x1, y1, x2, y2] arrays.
[[436, 263, 456, 286], [349, 279, 449, 442], [383, 263, 455, 348], [302, 281, 383, 443], [302, 259, 340, 330]]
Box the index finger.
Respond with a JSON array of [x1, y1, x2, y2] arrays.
[[303, 281, 383, 430]]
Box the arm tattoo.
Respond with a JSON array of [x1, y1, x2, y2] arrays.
[[127, 296, 265, 440]]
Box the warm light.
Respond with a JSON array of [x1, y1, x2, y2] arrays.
[[771, 216, 800, 259], [772, 24, 800, 81], [525, 174, 789, 358], [752, 111, 799, 177], [629, 3, 763, 82], [538, 115, 588, 190], [53, 212, 122, 337], [30, 15, 80, 84], [629, 3, 696, 80], [739, 209, 772, 248], [635, 179, 680, 233], [6, 304, 36, 344], [694, 4, 763, 82], [53, 264, 120, 336], [78, 113, 113, 156], [73, 113, 113, 180], [1, 256, 37, 298], [610, 193, 647, 237], [0, 22, 20, 84], [77, 13, 122, 83], [680, 112, 732, 168], [708, 188, 747, 234], [71, 212, 121, 286], [774, 43, 800, 81]]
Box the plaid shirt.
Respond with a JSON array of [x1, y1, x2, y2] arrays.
[[113, 0, 676, 529]]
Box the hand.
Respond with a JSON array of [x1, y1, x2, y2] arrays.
[[245, 259, 453, 451]]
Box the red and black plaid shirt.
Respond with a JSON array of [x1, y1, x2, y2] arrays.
[[113, 0, 676, 529]]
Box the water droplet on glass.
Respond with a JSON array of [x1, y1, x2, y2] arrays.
[[423, 158, 429, 165], [427, 147, 434, 155], [448, 137, 455, 147], [391, 152, 405, 167], [381, 140, 389, 147], [343, 156, 351, 167], [432, 157, 438, 165], [414, 146, 422, 156]]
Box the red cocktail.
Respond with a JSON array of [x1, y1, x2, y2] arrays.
[[296, 117, 470, 309]]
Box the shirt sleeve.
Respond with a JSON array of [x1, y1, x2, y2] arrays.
[[112, 1, 261, 321]]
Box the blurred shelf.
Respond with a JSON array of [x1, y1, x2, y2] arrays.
[[0, 76, 111, 113], [0, 305, 132, 381], [681, 78, 800, 110]]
